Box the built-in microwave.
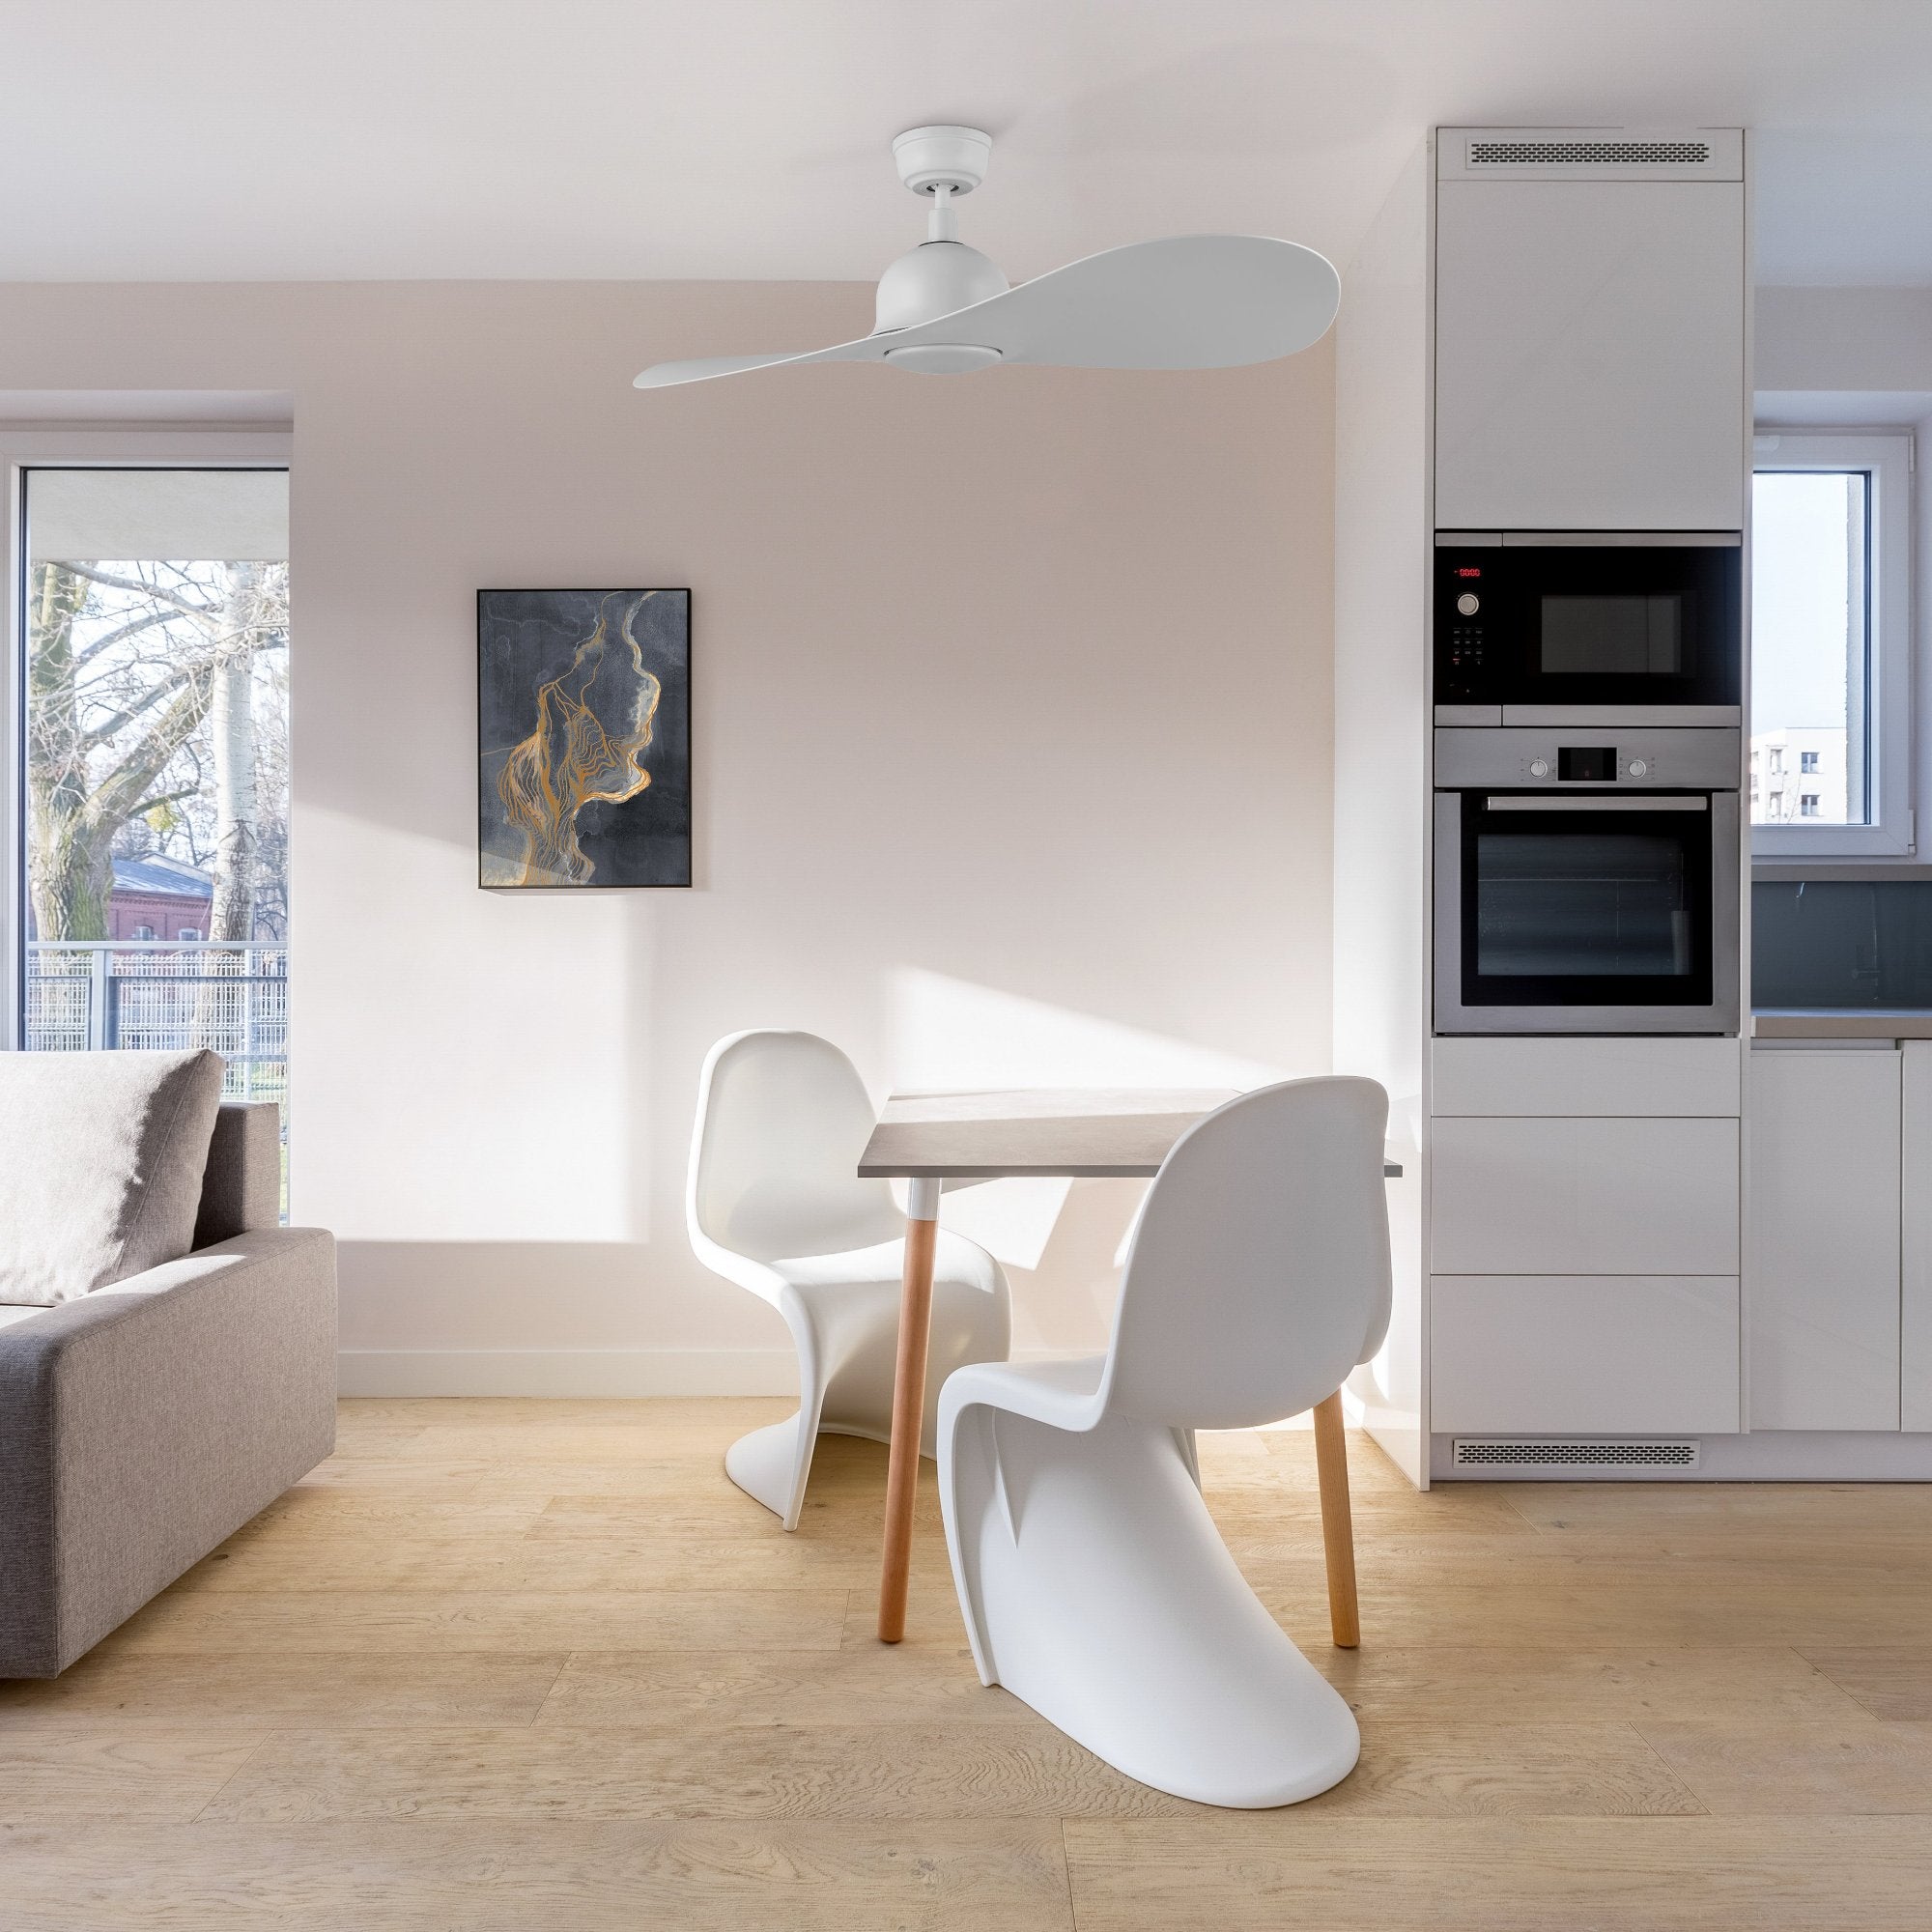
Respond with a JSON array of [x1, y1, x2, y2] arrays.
[[1435, 532, 1742, 719], [1433, 727, 1742, 1036]]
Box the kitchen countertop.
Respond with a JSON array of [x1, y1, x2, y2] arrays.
[[1753, 1009, 1932, 1039]]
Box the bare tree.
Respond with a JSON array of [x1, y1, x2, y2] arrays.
[[209, 562, 267, 942], [26, 558, 286, 941]]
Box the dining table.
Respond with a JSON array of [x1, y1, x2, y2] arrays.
[[857, 1087, 1404, 1646]]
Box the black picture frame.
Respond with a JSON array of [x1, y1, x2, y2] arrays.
[[476, 587, 692, 890]]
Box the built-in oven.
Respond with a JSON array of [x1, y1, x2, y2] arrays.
[[1433, 727, 1742, 1036], [1435, 532, 1742, 721]]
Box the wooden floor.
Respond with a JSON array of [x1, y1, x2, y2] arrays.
[[5, 1400, 1932, 1928]]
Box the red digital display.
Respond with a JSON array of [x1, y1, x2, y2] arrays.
[[1456, 567, 1482, 578]]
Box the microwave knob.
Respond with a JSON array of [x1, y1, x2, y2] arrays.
[[1628, 758, 1650, 777], [1455, 592, 1481, 616], [1528, 758, 1551, 779]]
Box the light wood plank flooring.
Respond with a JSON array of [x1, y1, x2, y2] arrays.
[[4, 1397, 1932, 1928]]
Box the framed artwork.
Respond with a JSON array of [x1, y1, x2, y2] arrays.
[[477, 588, 691, 889]]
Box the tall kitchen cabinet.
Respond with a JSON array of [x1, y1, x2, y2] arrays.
[[1333, 129, 1750, 1487]]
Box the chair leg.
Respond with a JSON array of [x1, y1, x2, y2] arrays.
[[940, 1406, 1360, 1806], [1311, 1389, 1359, 1649], [724, 1307, 827, 1531]]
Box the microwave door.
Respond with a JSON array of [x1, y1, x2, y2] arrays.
[[1435, 541, 1743, 711]]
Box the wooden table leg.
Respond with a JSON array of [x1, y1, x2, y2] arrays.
[[1312, 1388, 1360, 1649], [878, 1177, 941, 1644]]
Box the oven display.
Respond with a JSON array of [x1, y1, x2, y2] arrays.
[[1557, 747, 1617, 781]]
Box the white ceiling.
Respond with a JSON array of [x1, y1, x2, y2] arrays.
[[4, 0, 1930, 287]]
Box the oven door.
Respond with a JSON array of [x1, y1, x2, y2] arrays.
[[1435, 538, 1742, 711], [1434, 790, 1741, 1035]]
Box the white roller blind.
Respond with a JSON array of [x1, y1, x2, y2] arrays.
[[26, 469, 287, 562]]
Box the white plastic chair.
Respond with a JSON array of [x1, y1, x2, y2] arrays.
[[937, 1074, 1392, 1808], [688, 1030, 1011, 1530]]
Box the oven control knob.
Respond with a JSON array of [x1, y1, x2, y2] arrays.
[[1456, 592, 1481, 616], [1628, 759, 1649, 777], [1528, 758, 1551, 779]]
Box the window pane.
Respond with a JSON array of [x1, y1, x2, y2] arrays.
[[1749, 469, 1867, 826], [20, 469, 290, 1208]]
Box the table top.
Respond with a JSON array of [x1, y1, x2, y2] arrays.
[[859, 1088, 1404, 1180]]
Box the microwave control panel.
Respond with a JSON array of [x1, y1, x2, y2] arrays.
[[1433, 726, 1742, 791], [1439, 561, 1489, 694]]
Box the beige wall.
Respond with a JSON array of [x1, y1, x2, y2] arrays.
[[0, 282, 1335, 1388]]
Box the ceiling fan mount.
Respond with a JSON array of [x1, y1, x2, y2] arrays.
[[890, 124, 993, 198], [633, 122, 1339, 391]]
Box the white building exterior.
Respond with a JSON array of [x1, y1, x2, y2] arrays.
[[1750, 725, 1849, 823]]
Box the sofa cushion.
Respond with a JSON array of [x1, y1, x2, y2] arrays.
[[0, 1050, 225, 1306]]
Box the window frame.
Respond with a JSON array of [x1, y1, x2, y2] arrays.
[[1750, 427, 1915, 860], [1, 427, 292, 1048]]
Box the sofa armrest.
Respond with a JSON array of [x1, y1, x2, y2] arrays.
[[194, 1101, 283, 1246], [0, 1226, 336, 1678]]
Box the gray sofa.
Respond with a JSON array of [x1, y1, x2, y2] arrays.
[[0, 1101, 336, 1677]]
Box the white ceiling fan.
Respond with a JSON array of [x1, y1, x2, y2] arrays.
[[634, 126, 1340, 390]]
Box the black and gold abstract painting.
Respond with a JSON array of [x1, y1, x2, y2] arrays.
[[477, 588, 691, 889]]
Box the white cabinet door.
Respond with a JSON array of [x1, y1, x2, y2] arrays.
[[1432, 1275, 1740, 1435], [1432, 1116, 1739, 1275], [1747, 1049, 1901, 1432], [1435, 180, 1746, 531], [1903, 1045, 1932, 1432]]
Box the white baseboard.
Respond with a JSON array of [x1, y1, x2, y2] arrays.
[[336, 1350, 799, 1398]]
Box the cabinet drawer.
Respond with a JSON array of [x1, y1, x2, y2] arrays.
[[1432, 1275, 1740, 1435], [1433, 1037, 1741, 1119], [1432, 1116, 1739, 1275]]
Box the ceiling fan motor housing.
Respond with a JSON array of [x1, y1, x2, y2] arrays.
[[874, 241, 1009, 333]]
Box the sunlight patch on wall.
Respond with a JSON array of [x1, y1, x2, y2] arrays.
[[885, 968, 1287, 1094], [885, 967, 1289, 1288], [293, 809, 643, 1242]]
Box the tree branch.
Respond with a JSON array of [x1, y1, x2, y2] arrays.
[[78, 656, 223, 750], [71, 606, 185, 670], [88, 678, 214, 829], [62, 563, 222, 630]]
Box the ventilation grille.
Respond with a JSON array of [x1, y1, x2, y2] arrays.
[[1453, 1437, 1699, 1470], [1469, 139, 1710, 168]]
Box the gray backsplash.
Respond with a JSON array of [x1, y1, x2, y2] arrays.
[[1752, 880, 1932, 1009]]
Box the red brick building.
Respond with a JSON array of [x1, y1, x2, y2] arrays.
[[106, 855, 213, 942]]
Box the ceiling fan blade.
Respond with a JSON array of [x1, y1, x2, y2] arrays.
[[633, 235, 1337, 387], [633, 351, 832, 389], [898, 235, 1339, 371]]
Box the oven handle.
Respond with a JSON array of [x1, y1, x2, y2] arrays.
[[1483, 795, 1710, 812]]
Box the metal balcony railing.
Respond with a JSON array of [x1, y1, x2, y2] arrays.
[[23, 941, 288, 1105]]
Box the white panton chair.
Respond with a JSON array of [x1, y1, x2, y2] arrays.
[[689, 1030, 1011, 1530], [937, 1075, 1392, 1808]]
